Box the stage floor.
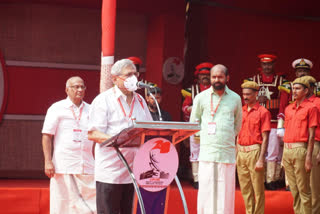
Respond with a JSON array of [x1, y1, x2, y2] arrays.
[[0, 179, 294, 214]]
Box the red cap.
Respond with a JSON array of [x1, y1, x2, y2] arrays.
[[194, 62, 214, 75], [127, 56, 142, 65], [258, 54, 277, 63]]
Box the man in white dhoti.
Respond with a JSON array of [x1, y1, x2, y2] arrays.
[[190, 64, 242, 214], [42, 76, 96, 214]]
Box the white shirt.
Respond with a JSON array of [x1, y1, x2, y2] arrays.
[[42, 97, 95, 174], [88, 86, 153, 184]]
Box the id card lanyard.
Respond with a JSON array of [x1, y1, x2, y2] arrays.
[[118, 96, 136, 121], [70, 104, 84, 142], [210, 94, 223, 119], [208, 94, 223, 135], [70, 104, 84, 127]]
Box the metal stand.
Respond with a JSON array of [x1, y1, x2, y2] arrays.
[[114, 146, 146, 214], [174, 175, 189, 214]]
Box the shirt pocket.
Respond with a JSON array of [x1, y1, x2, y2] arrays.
[[249, 118, 260, 132], [296, 114, 307, 128], [284, 115, 292, 128]]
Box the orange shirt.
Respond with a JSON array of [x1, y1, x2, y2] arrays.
[[308, 95, 320, 141], [283, 99, 318, 143], [238, 102, 271, 146]]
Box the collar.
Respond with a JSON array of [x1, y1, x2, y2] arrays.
[[243, 102, 260, 112], [260, 72, 275, 83], [199, 83, 210, 91], [113, 85, 136, 101], [292, 98, 309, 110], [66, 97, 83, 108], [211, 85, 230, 95]]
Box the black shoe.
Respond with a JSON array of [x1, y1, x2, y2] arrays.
[[265, 182, 277, 190], [192, 182, 199, 189], [286, 186, 290, 191]]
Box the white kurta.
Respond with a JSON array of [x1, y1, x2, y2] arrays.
[[88, 86, 153, 184], [42, 97, 96, 214]]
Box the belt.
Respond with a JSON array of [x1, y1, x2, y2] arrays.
[[284, 142, 307, 149], [237, 144, 260, 152]]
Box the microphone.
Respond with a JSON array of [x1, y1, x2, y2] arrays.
[[137, 81, 155, 89]]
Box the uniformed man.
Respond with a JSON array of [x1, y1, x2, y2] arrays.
[[244, 54, 287, 190], [278, 58, 315, 103], [282, 77, 318, 214], [181, 62, 213, 189], [278, 58, 314, 190], [237, 81, 271, 214], [301, 75, 320, 214]]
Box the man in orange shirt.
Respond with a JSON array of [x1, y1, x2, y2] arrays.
[[301, 75, 320, 214], [283, 77, 318, 214], [237, 81, 271, 214]]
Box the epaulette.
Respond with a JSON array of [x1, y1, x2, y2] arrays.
[[243, 77, 254, 83], [181, 88, 191, 98], [278, 81, 291, 94]]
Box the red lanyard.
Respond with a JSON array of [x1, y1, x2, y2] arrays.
[[70, 104, 84, 125], [118, 97, 136, 119], [210, 94, 223, 118]]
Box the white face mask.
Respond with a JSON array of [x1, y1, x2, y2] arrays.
[[123, 75, 138, 91]]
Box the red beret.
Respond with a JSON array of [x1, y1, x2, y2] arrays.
[[258, 54, 277, 62], [194, 62, 214, 75], [127, 56, 142, 65]]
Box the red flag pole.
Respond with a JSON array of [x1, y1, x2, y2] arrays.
[[100, 0, 116, 93]]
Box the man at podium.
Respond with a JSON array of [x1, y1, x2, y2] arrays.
[[88, 59, 153, 214], [190, 64, 242, 214]]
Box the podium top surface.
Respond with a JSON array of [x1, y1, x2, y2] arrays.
[[101, 120, 200, 147]]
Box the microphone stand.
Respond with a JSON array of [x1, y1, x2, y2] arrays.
[[147, 89, 163, 121]]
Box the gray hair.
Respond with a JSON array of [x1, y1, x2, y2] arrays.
[[66, 76, 84, 87], [111, 59, 136, 76], [211, 64, 229, 76]]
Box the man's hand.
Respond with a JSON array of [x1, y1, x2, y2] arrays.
[[187, 106, 193, 113], [44, 160, 55, 178], [305, 156, 313, 172], [255, 159, 264, 171], [258, 96, 268, 104]]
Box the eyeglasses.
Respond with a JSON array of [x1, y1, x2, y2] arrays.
[[120, 72, 140, 78], [69, 85, 86, 90]]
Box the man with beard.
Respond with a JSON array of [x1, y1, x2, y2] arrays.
[[282, 77, 318, 214], [190, 64, 242, 214], [181, 62, 213, 189], [145, 86, 172, 121], [245, 54, 287, 190], [237, 81, 271, 214]]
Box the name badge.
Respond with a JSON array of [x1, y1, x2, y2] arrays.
[[73, 129, 82, 142], [208, 122, 216, 135]]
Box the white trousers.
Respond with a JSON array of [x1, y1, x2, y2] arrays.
[[50, 174, 97, 214], [198, 161, 236, 214], [265, 128, 283, 163], [190, 135, 200, 162]]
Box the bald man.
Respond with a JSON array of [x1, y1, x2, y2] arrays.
[[42, 76, 96, 214]]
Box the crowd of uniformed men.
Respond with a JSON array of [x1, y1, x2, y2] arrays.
[[183, 55, 320, 214]]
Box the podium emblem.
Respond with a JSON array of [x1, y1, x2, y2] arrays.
[[133, 137, 179, 192]]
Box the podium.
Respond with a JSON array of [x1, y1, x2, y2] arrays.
[[101, 120, 200, 214]]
